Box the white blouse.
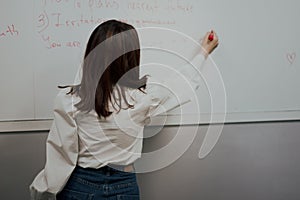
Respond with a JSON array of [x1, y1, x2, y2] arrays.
[[30, 54, 206, 199]]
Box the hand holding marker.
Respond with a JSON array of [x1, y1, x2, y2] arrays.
[[208, 30, 214, 41], [201, 30, 219, 58]]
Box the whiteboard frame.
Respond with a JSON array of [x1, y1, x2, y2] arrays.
[[1, 111, 300, 133]]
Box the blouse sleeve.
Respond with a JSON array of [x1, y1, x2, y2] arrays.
[[143, 53, 206, 118], [29, 90, 79, 200]]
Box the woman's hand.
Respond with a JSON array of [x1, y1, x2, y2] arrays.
[[200, 30, 219, 58]]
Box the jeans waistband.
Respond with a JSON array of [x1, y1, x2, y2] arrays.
[[107, 163, 135, 173], [76, 163, 135, 174]]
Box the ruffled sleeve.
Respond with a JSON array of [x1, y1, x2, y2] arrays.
[[29, 90, 79, 200]]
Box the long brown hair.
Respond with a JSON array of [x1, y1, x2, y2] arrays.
[[62, 20, 147, 118]]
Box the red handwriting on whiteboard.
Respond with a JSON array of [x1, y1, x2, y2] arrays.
[[37, 10, 50, 33], [88, 0, 120, 9], [46, 12, 176, 29], [52, 13, 64, 27], [43, 0, 70, 6], [41, 0, 193, 13], [36, 0, 193, 49], [51, 13, 104, 28], [126, 1, 193, 13], [42, 0, 120, 9], [66, 41, 81, 48], [0, 24, 19, 39], [40, 34, 81, 49], [287, 52, 296, 65], [127, 1, 159, 13], [166, 0, 193, 13]]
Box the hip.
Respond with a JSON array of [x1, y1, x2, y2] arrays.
[[57, 165, 140, 200]]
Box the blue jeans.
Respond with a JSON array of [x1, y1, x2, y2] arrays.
[[57, 165, 140, 200]]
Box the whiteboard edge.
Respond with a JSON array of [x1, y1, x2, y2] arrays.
[[1, 111, 300, 132]]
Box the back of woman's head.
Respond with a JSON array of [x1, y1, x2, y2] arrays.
[[74, 20, 147, 118]]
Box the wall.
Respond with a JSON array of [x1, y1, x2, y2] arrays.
[[1, 121, 300, 200]]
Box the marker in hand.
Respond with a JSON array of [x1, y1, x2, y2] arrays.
[[208, 30, 214, 41], [201, 30, 218, 58]]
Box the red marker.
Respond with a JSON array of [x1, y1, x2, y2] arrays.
[[208, 31, 214, 41]]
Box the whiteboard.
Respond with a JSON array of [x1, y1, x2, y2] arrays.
[[0, 0, 299, 122]]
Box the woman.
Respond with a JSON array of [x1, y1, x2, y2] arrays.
[[30, 19, 219, 200]]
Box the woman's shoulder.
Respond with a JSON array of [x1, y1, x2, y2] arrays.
[[126, 87, 147, 101], [54, 88, 80, 114]]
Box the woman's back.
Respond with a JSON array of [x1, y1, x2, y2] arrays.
[[73, 86, 146, 168]]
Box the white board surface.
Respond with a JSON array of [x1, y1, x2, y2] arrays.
[[0, 0, 299, 123]]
